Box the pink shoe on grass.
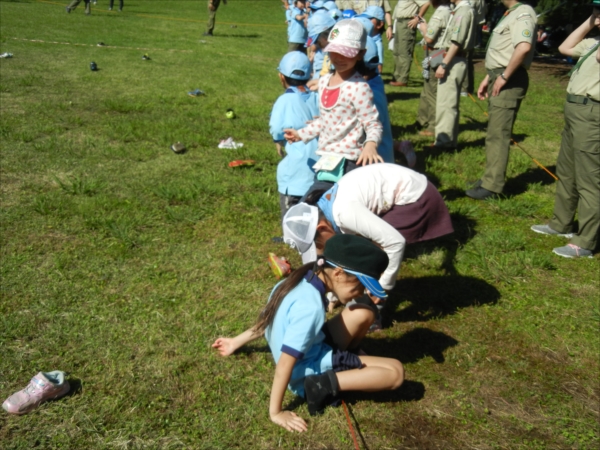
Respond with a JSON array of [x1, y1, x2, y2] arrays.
[[2, 371, 70, 415]]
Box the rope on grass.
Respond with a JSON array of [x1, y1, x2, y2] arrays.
[[465, 91, 559, 182], [342, 400, 361, 450], [11, 37, 193, 53]]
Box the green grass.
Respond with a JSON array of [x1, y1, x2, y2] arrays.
[[1, 1, 598, 449]]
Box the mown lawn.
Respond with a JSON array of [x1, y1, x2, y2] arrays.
[[0, 1, 598, 449]]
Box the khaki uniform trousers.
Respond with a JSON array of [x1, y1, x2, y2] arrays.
[[549, 98, 600, 251], [393, 19, 416, 84], [206, 0, 221, 34], [434, 57, 466, 148], [67, 0, 91, 14], [417, 67, 438, 133], [480, 67, 528, 193]]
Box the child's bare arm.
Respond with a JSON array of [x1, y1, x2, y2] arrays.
[[269, 353, 307, 432], [356, 141, 384, 166], [275, 142, 285, 157], [211, 328, 263, 357]]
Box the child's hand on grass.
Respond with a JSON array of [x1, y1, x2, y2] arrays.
[[211, 338, 237, 357], [270, 411, 307, 433], [283, 129, 301, 144], [357, 141, 384, 166]]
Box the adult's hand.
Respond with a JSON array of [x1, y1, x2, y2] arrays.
[[407, 16, 420, 29], [434, 65, 446, 79], [477, 75, 490, 100], [491, 75, 507, 97]]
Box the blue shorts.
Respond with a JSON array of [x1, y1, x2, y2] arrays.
[[322, 325, 363, 372]]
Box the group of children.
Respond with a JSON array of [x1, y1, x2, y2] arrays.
[[212, 10, 459, 433]]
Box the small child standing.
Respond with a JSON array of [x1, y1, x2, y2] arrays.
[[212, 234, 404, 431], [269, 52, 319, 218], [288, 0, 309, 53], [284, 19, 383, 186], [360, 6, 386, 75]]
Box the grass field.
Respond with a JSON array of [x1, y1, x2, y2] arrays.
[[0, 1, 598, 449]]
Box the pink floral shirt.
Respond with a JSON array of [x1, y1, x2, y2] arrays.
[[297, 72, 383, 161]]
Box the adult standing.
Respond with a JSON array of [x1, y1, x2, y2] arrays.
[[390, 0, 430, 87], [460, 0, 487, 95], [65, 0, 91, 15], [108, 0, 123, 11], [430, 0, 476, 149], [466, 0, 536, 199], [204, 0, 227, 37], [531, 6, 600, 258], [416, 0, 452, 137]]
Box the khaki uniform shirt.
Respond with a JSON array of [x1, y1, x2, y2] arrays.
[[336, 0, 354, 10], [392, 0, 428, 20], [350, 0, 392, 14], [439, 1, 475, 51], [567, 37, 600, 101], [426, 5, 452, 50], [485, 3, 536, 70]]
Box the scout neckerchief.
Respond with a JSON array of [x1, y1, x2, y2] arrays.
[[485, 2, 523, 52], [317, 184, 342, 234], [568, 40, 600, 76]]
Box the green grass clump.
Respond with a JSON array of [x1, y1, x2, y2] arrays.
[[0, 1, 598, 449]]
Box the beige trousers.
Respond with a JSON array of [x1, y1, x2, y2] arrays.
[[434, 57, 466, 148]]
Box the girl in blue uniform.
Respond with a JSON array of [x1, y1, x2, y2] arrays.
[[212, 234, 404, 432]]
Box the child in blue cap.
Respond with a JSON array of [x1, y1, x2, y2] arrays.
[[212, 234, 404, 431], [270, 52, 320, 218], [288, 0, 309, 53], [305, 10, 337, 83], [360, 6, 386, 74]]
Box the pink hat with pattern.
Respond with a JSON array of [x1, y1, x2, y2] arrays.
[[324, 19, 366, 58]]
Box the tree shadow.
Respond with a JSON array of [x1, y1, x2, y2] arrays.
[[385, 274, 500, 324], [386, 91, 421, 104], [210, 34, 261, 39]]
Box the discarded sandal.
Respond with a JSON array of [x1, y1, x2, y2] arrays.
[[228, 160, 255, 168], [267, 252, 291, 279]]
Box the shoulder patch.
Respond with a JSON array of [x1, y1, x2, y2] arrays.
[[454, 26, 460, 34], [522, 29, 531, 38]]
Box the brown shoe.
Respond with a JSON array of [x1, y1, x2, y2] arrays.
[[419, 130, 434, 137], [389, 81, 408, 87]]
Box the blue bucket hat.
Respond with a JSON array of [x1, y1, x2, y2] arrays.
[[353, 15, 374, 37], [306, 10, 336, 46], [310, 0, 325, 10], [277, 51, 312, 80], [322, 1, 337, 11], [362, 5, 385, 21], [342, 9, 357, 19]]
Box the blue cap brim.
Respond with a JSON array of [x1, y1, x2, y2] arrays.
[[327, 262, 387, 299]]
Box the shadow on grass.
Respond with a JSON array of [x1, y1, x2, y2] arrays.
[[62, 377, 82, 399], [386, 91, 421, 104], [503, 165, 558, 198], [386, 274, 499, 324], [210, 34, 261, 39]]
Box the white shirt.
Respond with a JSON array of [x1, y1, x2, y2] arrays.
[[331, 164, 428, 289]]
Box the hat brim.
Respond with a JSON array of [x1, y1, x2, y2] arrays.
[[301, 241, 318, 265], [327, 262, 387, 299], [324, 43, 360, 58]]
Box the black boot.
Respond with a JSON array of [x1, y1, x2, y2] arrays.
[[304, 370, 339, 416]]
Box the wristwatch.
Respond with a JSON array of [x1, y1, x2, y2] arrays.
[[500, 73, 508, 81], [440, 63, 447, 69]]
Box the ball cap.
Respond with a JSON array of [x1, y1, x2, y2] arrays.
[[277, 51, 312, 80], [306, 10, 336, 47], [353, 15, 374, 37], [282, 203, 319, 264], [361, 5, 385, 21], [323, 234, 389, 299], [324, 19, 367, 58], [364, 35, 380, 70]]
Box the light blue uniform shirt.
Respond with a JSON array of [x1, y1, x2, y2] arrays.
[[312, 49, 324, 80], [367, 75, 394, 163], [288, 7, 308, 44], [373, 33, 384, 66], [270, 88, 319, 196], [265, 272, 333, 398]]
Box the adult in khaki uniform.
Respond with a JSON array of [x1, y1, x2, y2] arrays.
[[531, 7, 600, 259], [466, 0, 536, 199], [431, 0, 475, 148], [390, 0, 430, 86], [416, 0, 452, 136], [204, 0, 227, 37], [461, 0, 487, 94], [65, 0, 91, 15]]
